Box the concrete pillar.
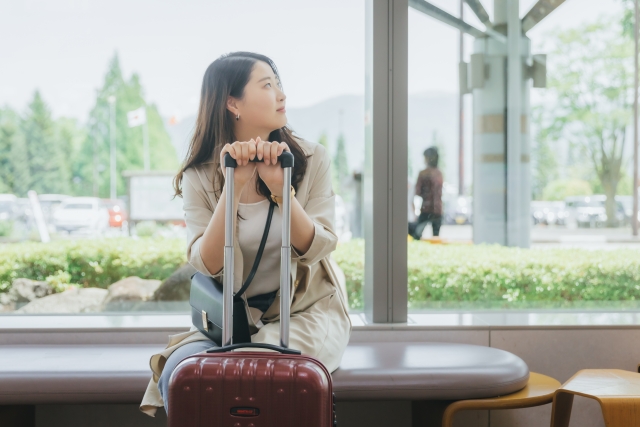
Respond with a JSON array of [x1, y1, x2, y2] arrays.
[[471, 0, 531, 247]]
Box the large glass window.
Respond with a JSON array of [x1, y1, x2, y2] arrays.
[[407, 0, 640, 313], [5, 0, 639, 322], [0, 0, 366, 315]]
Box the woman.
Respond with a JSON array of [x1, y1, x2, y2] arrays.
[[139, 52, 352, 417]]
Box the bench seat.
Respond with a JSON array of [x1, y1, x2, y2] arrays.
[[0, 342, 529, 405], [333, 342, 529, 400]]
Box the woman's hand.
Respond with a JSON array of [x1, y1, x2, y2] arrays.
[[255, 137, 290, 196], [219, 140, 257, 189]]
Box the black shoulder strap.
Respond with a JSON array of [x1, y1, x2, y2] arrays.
[[235, 200, 277, 299]]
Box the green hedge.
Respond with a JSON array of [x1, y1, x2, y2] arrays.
[[334, 240, 640, 309], [0, 238, 186, 292], [2, 238, 640, 310]]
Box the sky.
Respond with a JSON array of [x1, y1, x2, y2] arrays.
[[0, 0, 625, 123]]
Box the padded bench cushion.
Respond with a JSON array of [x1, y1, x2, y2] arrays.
[[0, 342, 529, 404], [0, 344, 161, 404], [332, 342, 530, 400]]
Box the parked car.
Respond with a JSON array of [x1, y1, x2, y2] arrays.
[[443, 195, 472, 225], [414, 189, 473, 226], [52, 197, 110, 234], [531, 201, 567, 226], [616, 195, 635, 226], [38, 194, 71, 225], [564, 195, 625, 228], [100, 198, 128, 229], [0, 194, 20, 222], [16, 198, 32, 222]]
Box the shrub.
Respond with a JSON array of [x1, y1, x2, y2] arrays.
[[0, 237, 186, 292], [135, 221, 159, 237], [2, 238, 640, 311], [334, 240, 640, 309], [45, 270, 81, 293], [0, 221, 14, 237]]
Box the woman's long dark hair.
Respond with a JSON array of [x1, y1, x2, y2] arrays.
[[173, 52, 308, 201]]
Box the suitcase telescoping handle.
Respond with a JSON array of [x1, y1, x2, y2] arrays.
[[220, 151, 295, 350]]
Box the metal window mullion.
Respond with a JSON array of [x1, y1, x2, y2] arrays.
[[364, 0, 408, 324]]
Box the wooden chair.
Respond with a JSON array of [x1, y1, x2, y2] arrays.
[[440, 372, 561, 427], [550, 369, 640, 427]]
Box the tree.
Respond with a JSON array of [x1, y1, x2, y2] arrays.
[[620, 0, 637, 39], [21, 91, 71, 195], [542, 179, 592, 201], [540, 19, 633, 226], [55, 117, 87, 196], [0, 109, 19, 194], [78, 53, 179, 198], [333, 133, 349, 197], [531, 106, 559, 200]]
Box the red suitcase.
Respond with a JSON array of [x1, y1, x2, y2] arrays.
[[168, 152, 336, 427]]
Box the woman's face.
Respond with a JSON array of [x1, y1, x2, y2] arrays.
[[231, 60, 287, 132]]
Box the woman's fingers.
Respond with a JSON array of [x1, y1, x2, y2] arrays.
[[262, 140, 271, 165], [278, 141, 289, 157], [248, 140, 257, 162], [224, 139, 290, 166], [270, 141, 279, 165], [256, 137, 265, 161], [241, 140, 251, 165], [222, 143, 236, 160], [219, 143, 234, 177]]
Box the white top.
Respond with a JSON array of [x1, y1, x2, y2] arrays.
[[237, 199, 282, 299]]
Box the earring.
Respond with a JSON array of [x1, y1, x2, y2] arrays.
[[236, 114, 240, 121]]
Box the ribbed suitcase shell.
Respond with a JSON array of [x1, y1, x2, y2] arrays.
[[168, 351, 334, 427]]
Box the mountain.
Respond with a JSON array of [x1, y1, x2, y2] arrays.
[[164, 91, 471, 189]]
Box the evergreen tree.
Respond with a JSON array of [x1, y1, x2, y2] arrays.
[[78, 53, 179, 198], [0, 108, 19, 193], [333, 133, 349, 197], [55, 117, 87, 196], [21, 91, 70, 195]]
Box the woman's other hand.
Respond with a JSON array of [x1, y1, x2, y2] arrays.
[[255, 137, 289, 196], [219, 139, 257, 189]]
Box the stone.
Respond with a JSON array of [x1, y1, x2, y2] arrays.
[[16, 288, 108, 314], [0, 293, 15, 312], [103, 276, 162, 303], [152, 263, 197, 301], [100, 276, 162, 311], [9, 278, 53, 303], [0, 278, 54, 312]]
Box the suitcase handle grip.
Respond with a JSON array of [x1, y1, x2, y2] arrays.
[[206, 342, 302, 355], [224, 151, 294, 168]]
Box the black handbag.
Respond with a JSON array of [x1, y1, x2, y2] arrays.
[[189, 200, 276, 346]]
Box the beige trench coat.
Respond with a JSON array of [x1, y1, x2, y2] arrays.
[[139, 138, 352, 417]]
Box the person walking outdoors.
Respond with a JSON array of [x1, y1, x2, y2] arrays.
[[410, 146, 443, 240]]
